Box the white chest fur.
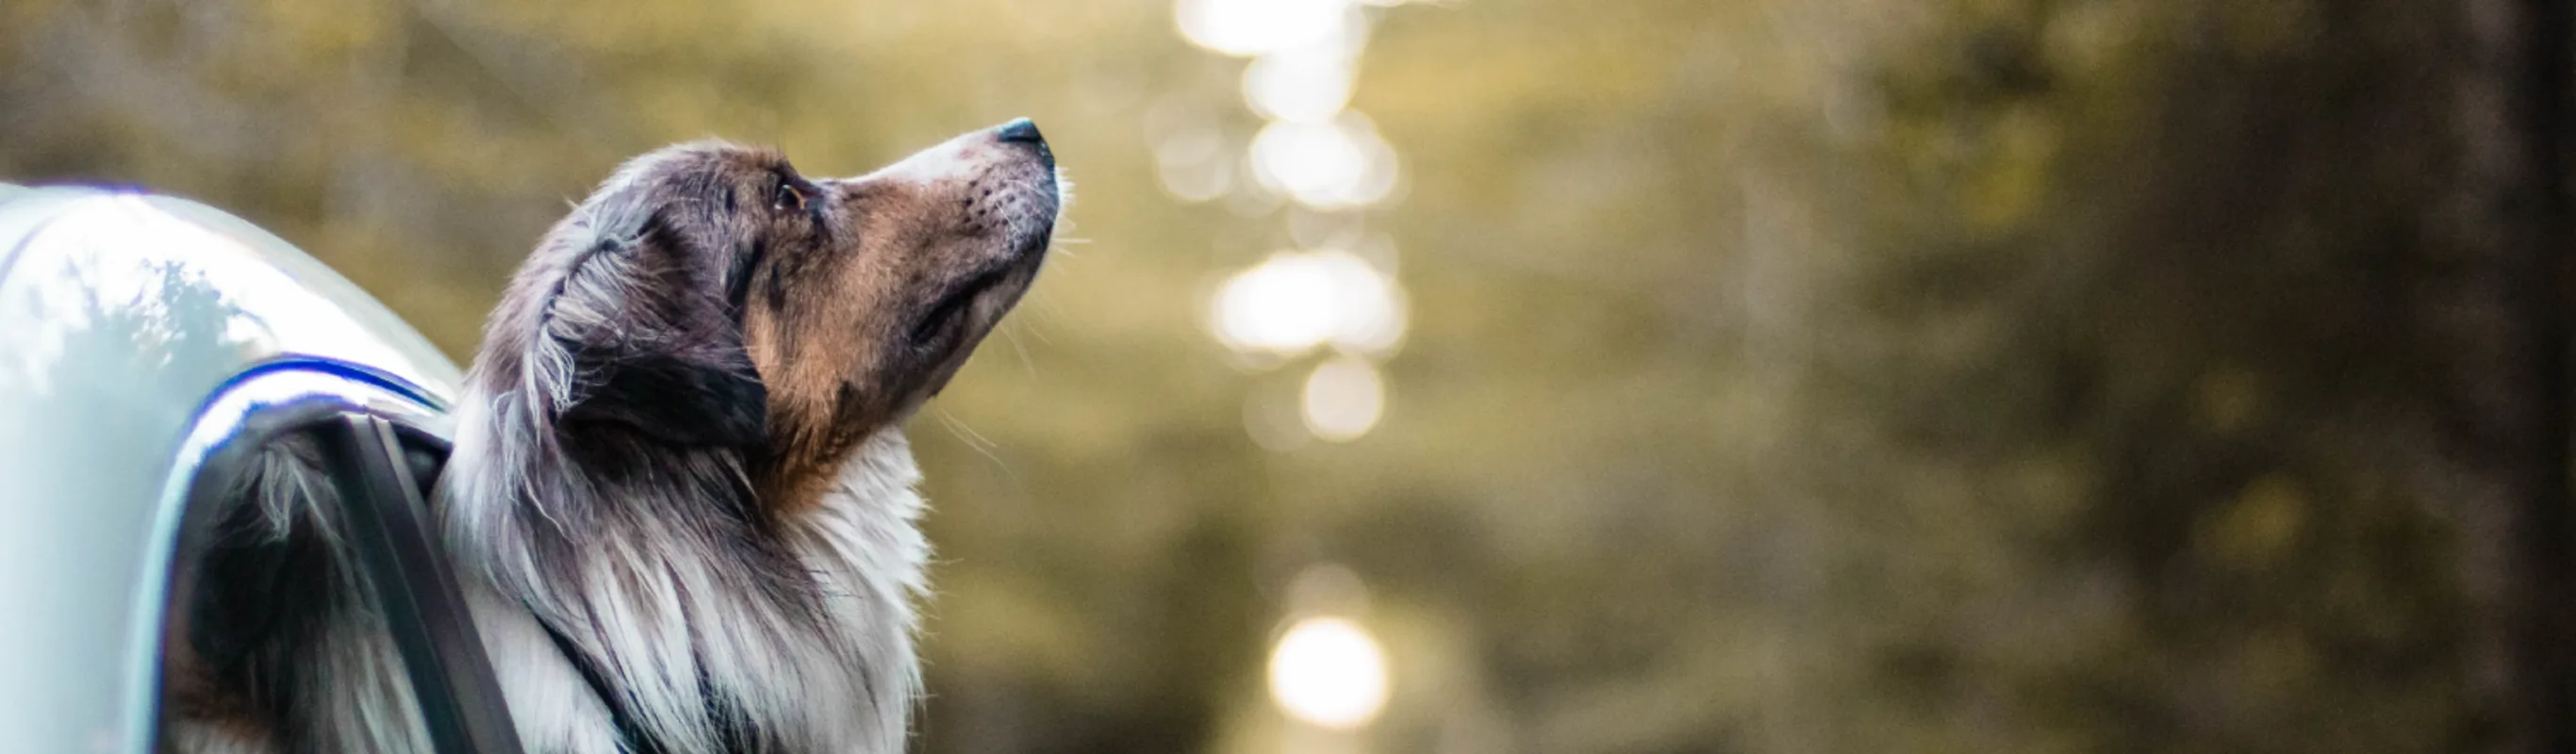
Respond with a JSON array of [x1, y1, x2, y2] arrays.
[[453, 429, 930, 754]]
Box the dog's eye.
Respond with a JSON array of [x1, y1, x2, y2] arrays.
[[772, 180, 806, 213]]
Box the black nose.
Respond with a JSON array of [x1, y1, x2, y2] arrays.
[[997, 118, 1044, 145], [994, 118, 1053, 170]]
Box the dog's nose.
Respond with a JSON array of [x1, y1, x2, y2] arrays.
[[993, 118, 1054, 171], [996, 118, 1044, 145]]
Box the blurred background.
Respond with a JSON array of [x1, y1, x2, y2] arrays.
[[8, 0, 2573, 751]]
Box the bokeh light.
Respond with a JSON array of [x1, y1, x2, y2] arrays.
[[1244, 47, 1357, 123], [1185, 0, 1414, 451], [1175, 0, 1359, 57], [1300, 355, 1385, 441], [1209, 250, 1407, 357], [1248, 115, 1399, 209], [1266, 616, 1391, 729]]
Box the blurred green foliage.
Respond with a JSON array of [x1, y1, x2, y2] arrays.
[[0, 0, 2526, 751]]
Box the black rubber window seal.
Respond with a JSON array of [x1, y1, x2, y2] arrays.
[[308, 413, 526, 754]]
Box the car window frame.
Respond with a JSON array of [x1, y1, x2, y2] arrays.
[[159, 364, 524, 754]]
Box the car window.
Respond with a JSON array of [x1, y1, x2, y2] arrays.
[[154, 369, 520, 754]]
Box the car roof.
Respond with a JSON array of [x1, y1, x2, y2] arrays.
[[0, 185, 465, 752]]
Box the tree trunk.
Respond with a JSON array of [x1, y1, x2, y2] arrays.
[[2455, 0, 2574, 751]]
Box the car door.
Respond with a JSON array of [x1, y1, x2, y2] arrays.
[[0, 185, 519, 752]]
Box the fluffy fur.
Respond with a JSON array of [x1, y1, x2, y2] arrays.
[[164, 121, 1062, 753]]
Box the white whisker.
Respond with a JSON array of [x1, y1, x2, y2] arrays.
[[933, 408, 1017, 482], [999, 321, 1037, 379]]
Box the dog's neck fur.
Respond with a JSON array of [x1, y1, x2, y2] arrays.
[[439, 382, 929, 754]]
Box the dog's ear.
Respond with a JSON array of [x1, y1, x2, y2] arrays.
[[561, 323, 768, 447], [534, 180, 769, 448]]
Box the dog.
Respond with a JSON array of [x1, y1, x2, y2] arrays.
[[163, 119, 1063, 753]]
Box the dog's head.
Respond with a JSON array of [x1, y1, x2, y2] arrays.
[[478, 120, 1060, 506]]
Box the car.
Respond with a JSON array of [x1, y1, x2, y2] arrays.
[[0, 184, 524, 753]]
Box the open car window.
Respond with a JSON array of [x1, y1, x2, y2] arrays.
[[157, 368, 522, 754]]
